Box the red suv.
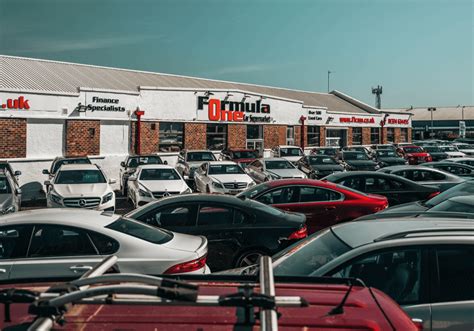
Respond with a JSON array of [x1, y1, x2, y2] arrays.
[[398, 145, 432, 165], [237, 179, 388, 234]]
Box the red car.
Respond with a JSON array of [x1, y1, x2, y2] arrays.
[[220, 148, 259, 167], [237, 179, 388, 234], [397, 145, 432, 165]]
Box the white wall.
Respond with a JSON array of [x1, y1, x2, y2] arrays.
[[100, 120, 130, 155], [26, 118, 64, 158]]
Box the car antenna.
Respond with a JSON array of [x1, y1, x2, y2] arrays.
[[327, 283, 354, 315]]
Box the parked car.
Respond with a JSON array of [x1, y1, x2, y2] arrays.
[[42, 156, 91, 180], [45, 164, 116, 212], [271, 145, 304, 164], [296, 155, 345, 179], [311, 147, 341, 159], [227, 218, 474, 331], [342, 145, 374, 159], [0, 169, 21, 215], [127, 165, 191, 207], [219, 148, 259, 168], [445, 157, 474, 167], [373, 149, 407, 167], [119, 154, 164, 195], [236, 179, 388, 233], [245, 158, 306, 183], [127, 194, 307, 271], [194, 161, 255, 194], [422, 146, 449, 162], [370, 144, 398, 152], [323, 171, 440, 206], [0, 209, 209, 281], [0, 160, 22, 183], [175, 150, 217, 180], [378, 165, 465, 191], [340, 151, 380, 171], [396, 145, 432, 165], [438, 145, 466, 158], [453, 142, 474, 156], [422, 161, 474, 178]]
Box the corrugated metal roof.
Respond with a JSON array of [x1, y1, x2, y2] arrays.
[[385, 106, 474, 121], [0, 55, 381, 114]]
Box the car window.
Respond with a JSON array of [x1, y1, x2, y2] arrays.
[[340, 177, 364, 191], [388, 179, 405, 190], [197, 205, 234, 226], [107, 218, 173, 244], [429, 199, 474, 213], [426, 181, 474, 207], [331, 248, 422, 305], [256, 186, 299, 204], [0, 225, 32, 259], [439, 165, 471, 175], [434, 246, 474, 303], [137, 205, 197, 228], [55, 170, 106, 184], [208, 164, 245, 175], [0, 177, 12, 194], [139, 168, 181, 180], [52, 158, 91, 174], [299, 186, 342, 202], [28, 225, 97, 257], [88, 231, 119, 255]]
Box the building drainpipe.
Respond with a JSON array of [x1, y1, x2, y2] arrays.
[[300, 115, 306, 150], [134, 108, 145, 155]]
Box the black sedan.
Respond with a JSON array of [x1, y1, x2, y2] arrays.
[[296, 155, 345, 179], [422, 146, 449, 162], [341, 151, 380, 171], [374, 149, 407, 167], [323, 171, 439, 206], [125, 194, 306, 271], [422, 162, 474, 178]]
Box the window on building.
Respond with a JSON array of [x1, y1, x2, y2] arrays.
[[352, 128, 362, 145], [386, 127, 395, 143], [401, 128, 408, 142], [159, 122, 184, 152], [307, 126, 320, 147], [370, 128, 380, 145], [207, 124, 227, 150], [247, 125, 264, 151], [286, 126, 295, 145]]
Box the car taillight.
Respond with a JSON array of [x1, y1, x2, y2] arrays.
[[412, 318, 424, 330], [287, 225, 308, 240], [427, 191, 440, 199], [163, 255, 207, 274], [374, 201, 388, 212], [425, 156, 432, 162]]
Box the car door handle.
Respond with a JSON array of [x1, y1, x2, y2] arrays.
[[325, 206, 336, 211], [70, 265, 93, 273]]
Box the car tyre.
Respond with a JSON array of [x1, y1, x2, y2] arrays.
[[235, 250, 266, 268]]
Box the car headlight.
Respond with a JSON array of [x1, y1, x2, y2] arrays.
[[375, 164, 381, 170], [212, 182, 224, 189], [248, 181, 256, 187], [183, 187, 192, 194], [0, 205, 15, 215], [50, 193, 62, 204], [102, 192, 113, 203], [139, 189, 152, 197]]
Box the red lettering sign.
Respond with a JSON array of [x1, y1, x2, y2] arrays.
[[339, 116, 375, 124], [1, 96, 30, 110], [207, 98, 245, 122]]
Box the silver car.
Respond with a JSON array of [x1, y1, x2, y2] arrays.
[[0, 169, 21, 215], [245, 158, 306, 183], [0, 209, 210, 281]]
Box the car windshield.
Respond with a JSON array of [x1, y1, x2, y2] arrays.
[[52, 158, 91, 174], [127, 156, 163, 168], [424, 146, 441, 152], [187, 152, 216, 162], [440, 146, 458, 152], [315, 149, 337, 156], [106, 217, 173, 244], [457, 144, 474, 149], [403, 147, 423, 153], [55, 170, 106, 184], [139, 168, 180, 180], [428, 199, 474, 214], [237, 182, 271, 199], [344, 152, 368, 160], [272, 229, 351, 276], [376, 150, 397, 157], [232, 151, 259, 159], [425, 181, 474, 207], [309, 156, 337, 165], [280, 148, 303, 156], [0, 177, 12, 194], [208, 164, 245, 175], [265, 160, 294, 169]]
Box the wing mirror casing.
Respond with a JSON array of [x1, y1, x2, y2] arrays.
[[15, 188, 22, 195], [109, 179, 117, 184], [42, 169, 49, 175], [120, 161, 126, 167], [14, 171, 21, 176], [163, 160, 168, 165], [128, 176, 137, 182], [44, 180, 51, 186]]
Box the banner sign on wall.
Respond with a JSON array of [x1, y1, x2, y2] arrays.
[[85, 96, 125, 112], [197, 96, 273, 123], [0, 96, 30, 110]]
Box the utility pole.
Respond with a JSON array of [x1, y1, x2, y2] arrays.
[[371, 85, 383, 109], [428, 107, 436, 138]]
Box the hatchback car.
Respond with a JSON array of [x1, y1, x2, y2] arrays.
[[422, 146, 449, 162], [438, 145, 466, 158], [340, 151, 380, 171], [237, 179, 388, 233], [397, 145, 432, 165], [119, 154, 164, 195], [0, 169, 21, 215], [374, 149, 407, 167], [219, 148, 259, 168], [310, 147, 341, 159], [245, 158, 306, 183], [194, 161, 255, 194], [42, 156, 91, 180], [296, 155, 345, 179], [0, 209, 209, 281], [323, 171, 440, 206], [270, 145, 305, 164], [175, 150, 217, 180], [127, 194, 307, 271]]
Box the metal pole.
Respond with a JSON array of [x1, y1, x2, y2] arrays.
[[259, 256, 278, 331], [327, 71, 331, 93]]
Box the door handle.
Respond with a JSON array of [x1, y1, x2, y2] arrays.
[[70, 265, 93, 273], [325, 206, 336, 211]]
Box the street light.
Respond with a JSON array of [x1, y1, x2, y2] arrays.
[[427, 107, 436, 138], [327, 70, 334, 93]]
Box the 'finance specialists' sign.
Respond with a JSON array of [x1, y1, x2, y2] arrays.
[[86, 96, 125, 112], [197, 96, 272, 123]]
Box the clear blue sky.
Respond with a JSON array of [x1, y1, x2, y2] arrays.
[[1, 0, 472, 108]]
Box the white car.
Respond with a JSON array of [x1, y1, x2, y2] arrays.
[[0, 209, 209, 281], [128, 164, 192, 207], [439, 145, 466, 158], [453, 143, 474, 156], [271, 145, 305, 164], [245, 158, 307, 183], [45, 164, 116, 212], [194, 161, 256, 194]]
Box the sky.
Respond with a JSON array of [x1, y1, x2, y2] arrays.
[[0, 0, 472, 108]]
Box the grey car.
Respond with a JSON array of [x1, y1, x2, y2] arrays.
[[377, 165, 465, 191], [0, 169, 21, 215], [175, 150, 217, 180], [244, 158, 306, 183]]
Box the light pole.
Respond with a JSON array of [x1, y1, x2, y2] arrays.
[[427, 107, 436, 138], [327, 70, 334, 93]]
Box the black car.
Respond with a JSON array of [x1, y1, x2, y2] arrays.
[[42, 156, 91, 179], [341, 151, 380, 171], [342, 146, 374, 159], [126, 194, 307, 271], [119, 154, 164, 195], [422, 162, 474, 178], [296, 155, 345, 179], [323, 171, 439, 206], [422, 146, 449, 162], [311, 147, 341, 159], [374, 149, 407, 167]]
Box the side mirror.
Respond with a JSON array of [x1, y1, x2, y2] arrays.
[[163, 160, 168, 165], [128, 176, 137, 181], [42, 169, 49, 175], [109, 179, 117, 184], [120, 161, 126, 167], [15, 188, 22, 195], [44, 180, 51, 186], [14, 171, 21, 176]]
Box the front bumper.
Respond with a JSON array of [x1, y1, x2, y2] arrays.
[[47, 197, 115, 212]]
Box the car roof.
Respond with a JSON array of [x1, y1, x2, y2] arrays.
[[128, 154, 161, 158], [186, 150, 213, 153], [0, 209, 119, 227], [264, 178, 343, 190], [332, 218, 474, 248], [325, 171, 412, 181], [53, 156, 89, 161], [381, 165, 434, 171], [206, 161, 238, 165], [57, 164, 99, 171], [400, 145, 421, 148], [450, 157, 474, 161], [445, 195, 474, 205], [137, 164, 175, 170], [261, 157, 290, 162], [278, 145, 301, 148]]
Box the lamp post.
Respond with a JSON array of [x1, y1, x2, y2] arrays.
[[327, 70, 334, 93], [427, 107, 436, 138], [300, 115, 306, 150]]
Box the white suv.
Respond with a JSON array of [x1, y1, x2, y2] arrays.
[[45, 164, 116, 212]]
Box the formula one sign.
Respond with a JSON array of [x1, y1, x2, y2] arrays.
[[197, 96, 272, 123]]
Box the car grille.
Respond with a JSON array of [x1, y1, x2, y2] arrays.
[[63, 197, 101, 208], [223, 182, 247, 189], [153, 191, 180, 198]]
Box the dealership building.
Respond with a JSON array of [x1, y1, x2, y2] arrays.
[[0, 55, 412, 199]]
